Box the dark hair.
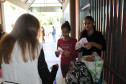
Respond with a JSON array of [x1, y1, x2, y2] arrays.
[[61, 21, 71, 31], [84, 16, 96, 31], [84, 16, 94, 22]]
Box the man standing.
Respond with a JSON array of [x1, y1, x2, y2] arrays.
[[52, 26, 56, 42], [41, 26, 45, 43]]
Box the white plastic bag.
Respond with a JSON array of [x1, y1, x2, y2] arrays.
[[75, 38, 88, 50], [57, 47, 63, 54]]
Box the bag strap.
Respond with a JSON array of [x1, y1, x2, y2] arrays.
[[77, 52, 82, 62]]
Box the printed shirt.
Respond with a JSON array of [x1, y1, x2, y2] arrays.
[[57, 38, 78, 65]]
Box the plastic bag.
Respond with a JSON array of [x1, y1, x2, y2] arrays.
[[81, 52, 104, 83], [57, 47, 63, 54], [75, 38, 88, 50]]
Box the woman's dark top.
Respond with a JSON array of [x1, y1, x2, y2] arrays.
[[79, 30, 106, 56], [38, 49, 58, 84]]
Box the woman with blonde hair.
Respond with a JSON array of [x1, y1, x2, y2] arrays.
[[0, 14, 58, 84]]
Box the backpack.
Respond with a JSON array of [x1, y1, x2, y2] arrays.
[[65, 60, 93, 84]]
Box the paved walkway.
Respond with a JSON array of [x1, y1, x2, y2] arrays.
[[42, 41, 62, 78]]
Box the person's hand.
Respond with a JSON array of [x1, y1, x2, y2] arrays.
[[50, 64, 59, 70], [84, 42, 95, 50], [55, 51, 60, 57], [54, 64, 59, 68], [77, 48, 82, 52], [63, 51, 71, 57]]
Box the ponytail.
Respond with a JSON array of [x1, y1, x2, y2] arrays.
[[61, 21, 71, 31]]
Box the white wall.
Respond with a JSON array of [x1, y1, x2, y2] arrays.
[[1, 0, 29, 33], [62, 0, 70, 23], [62, 0, 70, 11], [63, 3, 70, 22], [7, 0, 29, 11]]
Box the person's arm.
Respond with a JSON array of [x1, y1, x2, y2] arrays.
[[99, 33, 106, 51], [77, 30, 86, 52], [63, 39, 78, 58], [93, 32, 106, 51], [38, 49, 58, 84], [70, 39, 78, 58], [57, 39, 60, 49], [84, 42, 102, 50], [55, 39, 60, 57], [93, 42, 102, 50], [84, 32, 106, 50]]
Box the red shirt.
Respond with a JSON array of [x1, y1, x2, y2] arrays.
[[57, 38, 78, 65]]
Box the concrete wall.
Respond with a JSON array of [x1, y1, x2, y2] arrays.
[[6, 0, 29, 11], [1, 0, 29, 32], [62, 0, 70, 11]]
